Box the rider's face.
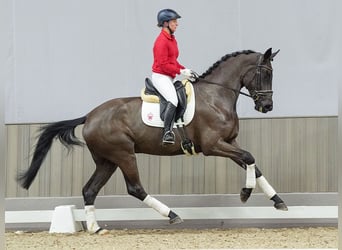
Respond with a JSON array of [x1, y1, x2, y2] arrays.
[[167, 19, 178, 33]]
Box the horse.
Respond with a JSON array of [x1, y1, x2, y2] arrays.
[[18, 48, 287, 234]]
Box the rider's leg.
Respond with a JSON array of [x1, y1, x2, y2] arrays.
[[151, 73, 178, 144], [162, 101, 176, 144]]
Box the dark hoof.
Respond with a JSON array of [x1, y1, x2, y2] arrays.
[[240, 188, 252, 203], [274, 202, 288, 211], [169, 216, 183, 225]]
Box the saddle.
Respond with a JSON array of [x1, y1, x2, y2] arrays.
[[141, 78, 196, 155], [141, 78, 191, 121]]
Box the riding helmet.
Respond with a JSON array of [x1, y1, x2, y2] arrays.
[[157, 9, 181, 27]]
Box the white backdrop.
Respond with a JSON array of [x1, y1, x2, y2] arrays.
[[0, 0, 10, 246], [4, 0, 341, 124]]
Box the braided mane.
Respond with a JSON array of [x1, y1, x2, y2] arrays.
[[196, 50, 255, 81]]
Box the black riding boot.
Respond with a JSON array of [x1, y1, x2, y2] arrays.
[[162, 102, 177, 145]]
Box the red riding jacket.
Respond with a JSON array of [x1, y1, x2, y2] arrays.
[[152, 30, 185, 78]]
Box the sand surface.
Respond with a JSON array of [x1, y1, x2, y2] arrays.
[[6, 227, 337, 249]]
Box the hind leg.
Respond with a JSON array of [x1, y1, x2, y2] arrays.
[[82, 156, 118, 234], [119, 154, 183, 224]]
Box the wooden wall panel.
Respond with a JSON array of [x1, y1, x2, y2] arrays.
[[5, 117, 337, 198]]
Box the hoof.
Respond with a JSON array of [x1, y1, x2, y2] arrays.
[[94, 228, 109, 235], [169, 216, 183, 225], [274, 202, 288, 211], [240, 188, 252, 203]]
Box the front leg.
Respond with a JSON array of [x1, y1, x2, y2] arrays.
[[240, 165, 288, 211], [204, 139, 287, 210], [203, 138, 257, 201], [229, 145, 287, 210]]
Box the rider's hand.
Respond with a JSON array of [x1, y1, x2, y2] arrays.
[[180, 68, 195, 78]]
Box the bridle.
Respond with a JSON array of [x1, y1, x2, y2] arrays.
[[192, 55, 273, 101], [240, 55, 273, 102]]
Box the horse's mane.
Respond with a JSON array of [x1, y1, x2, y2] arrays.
[[195, 50, 255, 82]]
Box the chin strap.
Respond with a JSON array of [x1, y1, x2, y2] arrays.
[[167, 26, 174, 34], [163, 22, 174, 35]]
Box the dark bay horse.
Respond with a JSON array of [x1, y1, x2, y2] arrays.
[[18, 48, 287, 234]]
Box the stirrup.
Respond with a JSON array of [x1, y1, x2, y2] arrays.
[[162, 131, 175, 144]]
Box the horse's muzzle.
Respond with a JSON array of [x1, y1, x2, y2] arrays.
[[255, 100, 273, 113]]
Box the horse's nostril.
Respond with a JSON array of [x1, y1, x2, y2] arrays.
[[265, 104, 273, 111]]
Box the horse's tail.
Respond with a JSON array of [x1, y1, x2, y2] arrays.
[[17, 116, 87, 189]]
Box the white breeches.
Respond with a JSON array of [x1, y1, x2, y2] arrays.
[[151, 73, 178, 106]]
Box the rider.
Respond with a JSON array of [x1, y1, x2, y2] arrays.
[[152, 8, 194, 145]]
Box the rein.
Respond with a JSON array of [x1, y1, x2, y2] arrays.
[[191, 55, 273, 101], [192, 76, 253, 99]]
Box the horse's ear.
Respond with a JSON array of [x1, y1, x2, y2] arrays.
[[263, 48, 273, 61], [270, 49, 280, 61]]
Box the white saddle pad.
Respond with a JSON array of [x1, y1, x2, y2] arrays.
[[141, 83, 195, 128]]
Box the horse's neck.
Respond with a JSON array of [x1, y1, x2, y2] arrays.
[[194, 80, 239, 112], [194, 53, 257, 110], [205, 60, 245, 92], [194, 58, 252, 109]]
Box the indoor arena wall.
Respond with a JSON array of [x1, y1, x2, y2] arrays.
[[5, 116, 337, 198]]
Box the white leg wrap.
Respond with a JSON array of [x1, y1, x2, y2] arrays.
[[85, 205, 101, 233], [257, 176, 277, 198], [143, 195, 171, 217], [246, 164, 256, 188]]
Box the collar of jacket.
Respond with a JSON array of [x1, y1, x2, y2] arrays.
[[161, 29, 175, 40]]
